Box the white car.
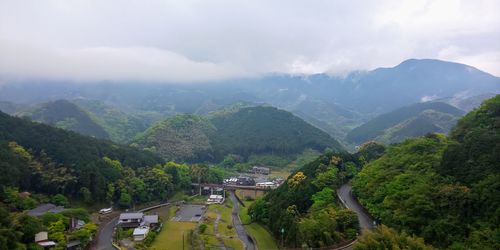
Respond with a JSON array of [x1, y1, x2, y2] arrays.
[[99, 207, 113, 214]]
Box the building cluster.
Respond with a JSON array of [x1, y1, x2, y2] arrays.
[[29, 203, 85, 249], [117, 212, 160, 241]]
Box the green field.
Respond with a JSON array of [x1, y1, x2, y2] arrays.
[[235, 192, 279, 250], [150, 221, 196, 250], [245, 223, 279, 250]]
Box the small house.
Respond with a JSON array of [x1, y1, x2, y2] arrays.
[[118, 212, 144, 228], [142, 214, 159, 228], [236, 176, 255, 186], [251, 166, 271, 175], [133, 226, 150, 241], [206, 195, 224, 204], [35, 231, 56, 248]]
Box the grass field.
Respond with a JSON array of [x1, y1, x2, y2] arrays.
[[151, 221, 197, 250], [245, 223, 279, 250], [235, 192, 279, 250]]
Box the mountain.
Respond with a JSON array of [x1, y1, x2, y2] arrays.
[[352, 95, 500, 249], [72, 99, 152, 144], [133, 114, 215, 162], [0, 101, 28, 115], [1, 59, 498, 141], [0, 110, 163, 199], [346, 101, 465, 144], [134, 106, 343, 162], [17, 100, 110, 139]]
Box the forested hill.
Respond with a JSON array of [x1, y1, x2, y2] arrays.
[[134, 106, 343, 162], [352, 95, 500, 249], [0, 110, 163, 200], [346, 101, 465, 144], [17, 99, 110, 139]]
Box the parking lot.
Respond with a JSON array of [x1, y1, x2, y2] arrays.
[[171, 204, 206, 222]]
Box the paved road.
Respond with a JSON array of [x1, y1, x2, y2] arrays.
[[95, 216, 118, 250], [229, 192, 256, 250], [337, 184, 375, 231]]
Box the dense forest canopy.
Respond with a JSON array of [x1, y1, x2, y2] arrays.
[[352, 95, 500, 249], [346, 101, 465, 144], [134, 106, 343, 163]]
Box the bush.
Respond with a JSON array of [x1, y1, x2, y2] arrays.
[[198, 224, 208, 234], [51, 194, 69, 207]]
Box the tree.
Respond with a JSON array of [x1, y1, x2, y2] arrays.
[[79, 187, 92, 204], [310, 187, 335, 211], [119, 192, 132, 208], [51, 194, 69, 207], [15, 215, 44, 243], [354, 225, 433, 250]]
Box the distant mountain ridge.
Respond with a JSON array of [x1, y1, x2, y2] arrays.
[[346, 102, 465, 144], [0, 59, 498, 144], [17, 100, 110, 139]]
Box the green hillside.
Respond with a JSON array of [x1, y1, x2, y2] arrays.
[[352, 95, 500, 249], [134, 106, 343, 162], [134, 114, 216, 162], [346, 101, 465, 144], [248, 152, 361, 248], [18, 100, 110, 139], [72, 99, 151, 144], [0, 110, 163, 200]]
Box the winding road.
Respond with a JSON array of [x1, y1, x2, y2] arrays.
[[229, 191, 256, 250], [337, 183, 375, 231]]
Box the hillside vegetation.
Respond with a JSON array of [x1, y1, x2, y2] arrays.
[[346, 101, 464, 144], [17, 100, 110, 139], [72, 99, 151, 144], [134, 106, 343, 162], [352, 95, 500, 249]]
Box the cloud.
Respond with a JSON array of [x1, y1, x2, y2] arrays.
[[0, 0, 499, 82], [0, 40, 247, 82]]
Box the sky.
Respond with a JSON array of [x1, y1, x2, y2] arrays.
[[0, 0, 499, 82]]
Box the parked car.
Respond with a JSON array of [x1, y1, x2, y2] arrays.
[[99, 207, 113, 214]]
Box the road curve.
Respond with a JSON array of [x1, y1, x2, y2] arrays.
[[229, 191, 256, 250], [337, 183, 375, 231]]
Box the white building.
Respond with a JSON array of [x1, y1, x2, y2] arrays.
[[133, 226, 150, 241], [206, 194, 224, 204]]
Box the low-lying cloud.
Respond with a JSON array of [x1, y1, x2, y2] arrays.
[[0, 0, 499, 82]]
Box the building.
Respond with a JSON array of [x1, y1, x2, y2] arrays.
[[133, 226, 150, 241], [206, 194, 224, 204], [251, 166, 271, 175], [28, 203, 64, 217], [236, 176, 255, 186], [256, 182, 277, 188], [143, 214, 159, 228], [117, 212, 144, 228], [35, 231, 56, 248]]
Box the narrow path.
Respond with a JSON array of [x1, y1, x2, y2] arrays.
[[337, 183, 375, 231], [214, 209, 228, 250], [229, 191, 256, 250]]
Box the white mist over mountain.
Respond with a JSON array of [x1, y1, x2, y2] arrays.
[[0, 0, 499, 82]]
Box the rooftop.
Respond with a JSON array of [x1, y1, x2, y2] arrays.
[[28, 203, 64, 217], [119, 212, 144, 220]]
